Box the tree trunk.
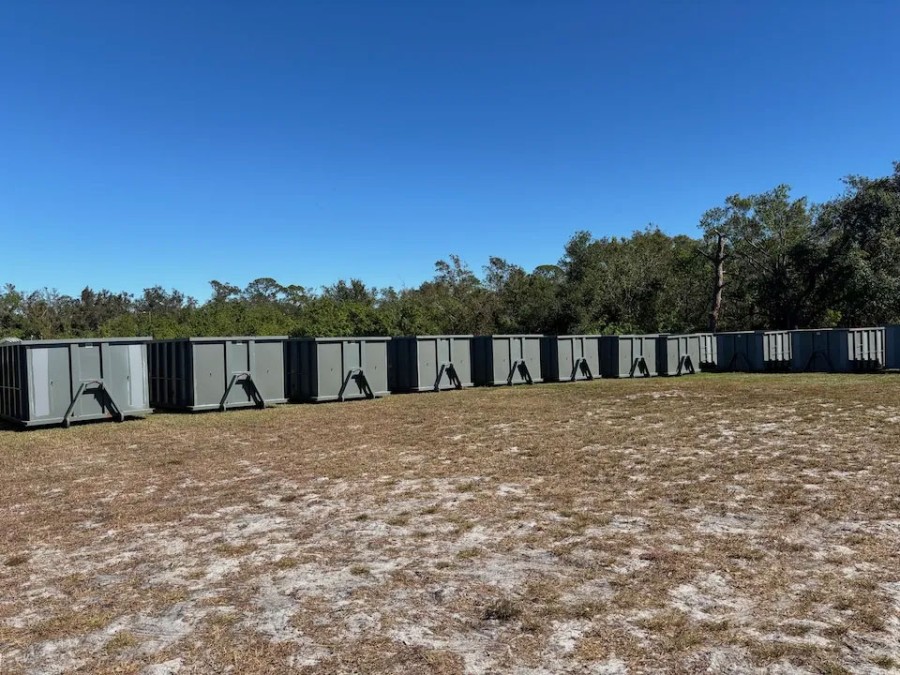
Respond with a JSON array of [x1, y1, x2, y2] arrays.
[[708, 233, 727, 333]]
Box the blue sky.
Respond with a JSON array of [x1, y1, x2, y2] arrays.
[[1, 1, 898, 301]]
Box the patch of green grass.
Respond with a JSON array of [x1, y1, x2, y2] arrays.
[[456, 547, 481, 560], [105, 631, 138, 652]]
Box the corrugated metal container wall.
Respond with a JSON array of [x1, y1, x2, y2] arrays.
[[388, 336, 474, 392], [0, 338, 151, 427], [847, 327, 885, 371], [656, 334, 706, 376], [697, 333, 718, 370], [472, 335, 544, 386], [887, 325, 900, 369], [287, 337, 390, 402], [716, 331, 791, 372], [761, 331, 792, 368], [149, 337, 288, 411], [600, 335, 658, 378], [542, 335, 601, 382], [790, 329, 850, 372]]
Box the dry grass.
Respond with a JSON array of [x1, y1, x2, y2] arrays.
[[0, 373, 899, 673]]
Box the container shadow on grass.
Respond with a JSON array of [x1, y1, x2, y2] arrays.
[[0, 414, 155, 433]]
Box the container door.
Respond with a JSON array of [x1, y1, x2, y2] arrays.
[[584, 337, 601, 377], [105, 343, 147, 414], [29, 347, 68, 421], [418, 338, 438, 389], [558, 339, 574, 380], [316, 341, 345, 399], [127, 344, 147, 410], [522, 338, 542, 381], [450, 338, 473, 387], [194, 342, 227, 408], [252, 341, 285, 403], [492, 339, 511, 384], [615, 339, 631, 377], [639, 337, 657, 376], [687, 336, 701, 370], [364, 341, 387, 394]]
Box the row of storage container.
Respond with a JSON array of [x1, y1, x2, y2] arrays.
[[0, 327, 895, 427]]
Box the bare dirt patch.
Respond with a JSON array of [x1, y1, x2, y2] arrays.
[[1, 374, 898, 673]]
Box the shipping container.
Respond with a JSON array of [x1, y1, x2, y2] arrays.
[[388, 336, 474, 392], [716, 331, 792, 372], [0, 338, 151, 427], [149, 337, 288, 411], [542, 335, 601, 382], [472, 335, 544, 386], [287, 337, 390, 402], [600, 334, 658, 378]]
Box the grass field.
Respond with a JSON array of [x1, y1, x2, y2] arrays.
[[1, 374, 899, 674]]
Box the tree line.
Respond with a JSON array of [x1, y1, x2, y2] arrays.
[[2, 163, 898, 340]]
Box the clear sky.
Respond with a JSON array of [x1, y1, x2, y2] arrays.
[[1, 1, 898, 301]]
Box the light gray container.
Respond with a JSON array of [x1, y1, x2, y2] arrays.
[[847, 327, 885, 371], [887, 325, 900, 369], [288, 337, 390, 402], [472, 335, 544, 386], [0, 338, 151, 428], [149, 337, 288, 411], [716, 330, 792, 372], [388, 336, 474, 392], [600, 334, 658, 378], [542, 335, 600, 382], [656, 334, 712, 376]]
